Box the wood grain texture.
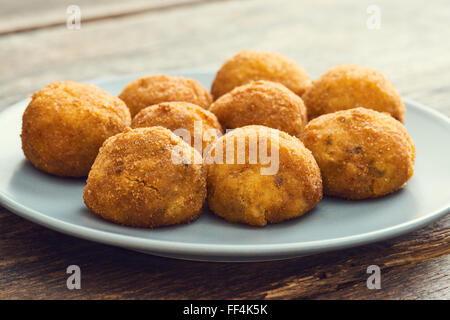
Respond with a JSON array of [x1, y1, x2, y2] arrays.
[[0, 0, 226, 36], [0, 0, 449, 299], [1, 0, 450, 116], [0, 211, 448, 300]]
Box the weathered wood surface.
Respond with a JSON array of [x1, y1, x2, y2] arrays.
[[0, 0, 448, 299], [0, 212, 448, 299], [0, 0, 221, 35]]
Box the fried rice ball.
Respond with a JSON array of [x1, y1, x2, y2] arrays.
[[302, 64, 405, 122], [83, 127, 206, 228], [211, 50, 312, 100], [21, 81, 131, 177], [131, 102, 223, 154], [209, 80, 308, 138], [205, 125, 322, 227], [302, 108, 415, 200], [119, 75, 212, 117]]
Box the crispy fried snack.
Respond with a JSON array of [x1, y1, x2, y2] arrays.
[[205, 125, 322, 227], [211, 50, 312, 100], [119, 75, 212, 117], [83, 127, 206, 227], [21, 81, 131, 177], [209, 81, 307, 138], [302, 108, 415, 199], [302, 64, 405, 122], [131, 102, 222, 154]]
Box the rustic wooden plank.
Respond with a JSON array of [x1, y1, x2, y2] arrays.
[[313, 256, 450, 300], [0, 210, 447, 299], [0, 0, 225, 36], [0, 0, 448, 299], [0, 0, 449, 116], [259, 218, 450, 300]]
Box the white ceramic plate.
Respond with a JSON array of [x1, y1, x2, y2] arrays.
[[0, 72, 449, 262]]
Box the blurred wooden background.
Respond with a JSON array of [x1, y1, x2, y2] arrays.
[[0, 0, 448, 299]]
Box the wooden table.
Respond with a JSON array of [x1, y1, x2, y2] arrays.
[[0, 0, 448, 299]]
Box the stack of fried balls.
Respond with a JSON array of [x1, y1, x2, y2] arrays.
[[21, 50, 415, 227]]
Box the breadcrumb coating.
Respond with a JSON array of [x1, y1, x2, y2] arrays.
[[302, 108, 415, 199], [209, 80, 308, 138], [21, 81, 131, 177], [302, 64, 405, 122], [211, 50, 312, 100], [83, 127, 206, 227], [205, 125, 322, 226], [131, 102, 222, 154], [119, 75, 212, 117]]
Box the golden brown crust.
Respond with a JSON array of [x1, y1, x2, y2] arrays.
[[131, 102, 223, 154], [302, 64, 405, 122], [21, 81, 131, 177], [83, 127, 206, 227], [205, 125, 322, 227], [209, 81, 308, 138], [302, 108, 415, 200], [119, 75, 212, 117], [211, 50, 312, 100]]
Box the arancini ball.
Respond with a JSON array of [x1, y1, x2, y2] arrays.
[[131, 102, 223, 154], [119, 75, 212, 117], [211, 50, 312, 100], [205, 125, 322, 227], [302, 108, 415, 200], [21, 81, 131, 177], [83, 127, 206, 228], [209, 80, 308, 138], [302, 64, 405, 122]]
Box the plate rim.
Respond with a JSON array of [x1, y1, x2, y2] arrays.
[[0, 74, 449, 260]]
